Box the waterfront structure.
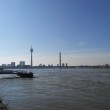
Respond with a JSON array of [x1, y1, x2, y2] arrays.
[[19, 61, 25, 66], [7, 64, 11, 67], [62, 63, 65, 67], [30, 46, 33, 67], [11, 62, 15, 67], [0, 68, 33, 78], [66, 63, 68, 68], [2, 64, 6, 67]]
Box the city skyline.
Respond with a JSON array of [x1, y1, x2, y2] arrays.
[[0, 0, 110, 65], [0, 51, 110, 66]]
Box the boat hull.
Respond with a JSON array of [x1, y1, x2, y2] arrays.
[[17, 72, 33, 78]]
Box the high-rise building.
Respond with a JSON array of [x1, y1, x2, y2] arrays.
[[19, 61, 25, 66], [2, 64, 6, 67], [7, 64, 11, 67], [11, 62, 15, 67]]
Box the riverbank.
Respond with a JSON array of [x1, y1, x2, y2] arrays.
[[0, 98, 8, 110]]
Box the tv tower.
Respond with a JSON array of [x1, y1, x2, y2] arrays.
[[30, 46, 33, 67]]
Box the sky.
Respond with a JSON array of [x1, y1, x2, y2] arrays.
[[0, 0, 110, 66]]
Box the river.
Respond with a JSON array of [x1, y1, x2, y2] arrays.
[[0, 68, 110, 110]]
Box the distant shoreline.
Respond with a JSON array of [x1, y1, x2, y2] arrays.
[[1, 65, 110, 69]]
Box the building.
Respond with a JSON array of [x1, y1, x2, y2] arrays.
[[11, 62, 15, 67], [7, 64, 11, 67], [62, 63, 65, 67], [2, 64, 6, 67], [19, 61, 25, 66]]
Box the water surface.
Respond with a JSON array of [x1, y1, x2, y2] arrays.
[[0, 69, 110, 110]]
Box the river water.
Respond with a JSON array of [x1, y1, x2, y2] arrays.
[[0, 68, 110, 110]]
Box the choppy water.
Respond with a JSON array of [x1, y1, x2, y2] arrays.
[[0, 69, 110, 110]]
